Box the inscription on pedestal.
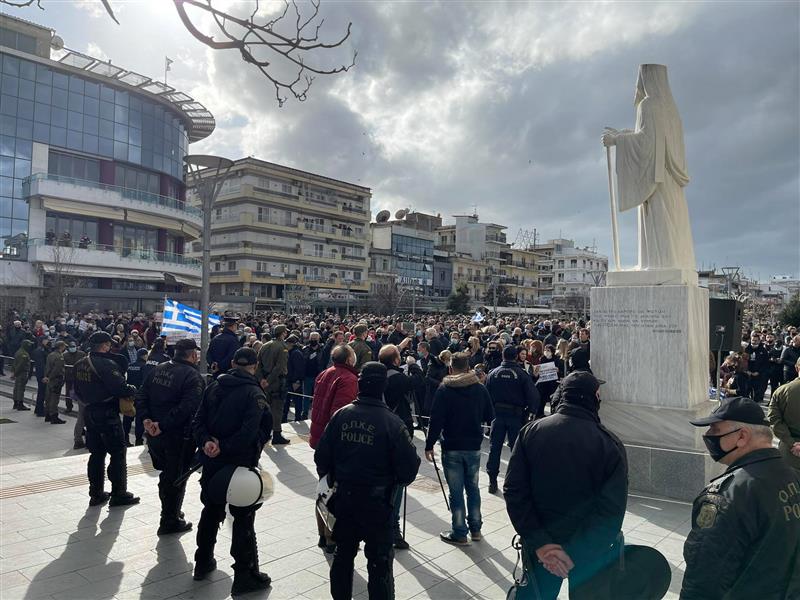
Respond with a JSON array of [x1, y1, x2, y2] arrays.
[[592, 308, 682, 335]]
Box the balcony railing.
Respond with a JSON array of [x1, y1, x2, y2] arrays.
[[24, 173, 203, 219], [29, 238, 200, 268]]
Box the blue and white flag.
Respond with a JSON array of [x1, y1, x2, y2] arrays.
[[162, 298, 220, 341], [471, 311, 485, 323]]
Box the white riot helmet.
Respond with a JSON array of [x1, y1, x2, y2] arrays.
[[207, 465, 274, 507]]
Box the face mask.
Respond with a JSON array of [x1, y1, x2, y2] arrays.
[[68, 348, 77, 353], [702, 428, 741, 462], [544, 351, 553, 359], [128, 341, 135, 347]]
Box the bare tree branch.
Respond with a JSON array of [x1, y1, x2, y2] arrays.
[[2, 0, 355, 107], [173, 0, 355, 106], [0, 0, 43, 7]]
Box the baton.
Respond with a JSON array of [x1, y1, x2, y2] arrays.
[[173, 461, 201, 487]]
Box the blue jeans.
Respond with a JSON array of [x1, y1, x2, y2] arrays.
[[486, 413, 523, 477], [301, 376, 316, 418], [442, 450, 482, 538]]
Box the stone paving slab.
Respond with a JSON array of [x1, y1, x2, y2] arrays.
[[0, 385, 691, 599]]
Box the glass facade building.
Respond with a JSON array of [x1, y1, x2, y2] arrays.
[[0, 52, 189, 239], [0, 14, 214, 313], [391, 233, 434, 288]]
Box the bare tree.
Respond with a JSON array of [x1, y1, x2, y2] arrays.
[[4, 0, 356, 106], [40, 242, 78, 318]]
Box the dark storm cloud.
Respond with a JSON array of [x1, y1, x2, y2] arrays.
[[194, 1, 799, 277]]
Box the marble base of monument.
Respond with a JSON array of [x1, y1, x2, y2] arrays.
[[606, 268, 699, 287], [599, 400, 724, 501], [590, 282, 713, 500]]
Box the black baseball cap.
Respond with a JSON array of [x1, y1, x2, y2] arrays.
[[175, 338, 199, 351], [690, 397, 768, 427], [560, 371, 605, 396], [233, 347, 258, 366]]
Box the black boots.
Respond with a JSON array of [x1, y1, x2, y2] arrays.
[[393, 528, 409, 550], [157, 518, 193, 536], [13, 402, 30, 411], [109, 491, 140, 507], [89, 491, 110, 507], [272, 432, 290, 445], [231, 569, 272, 596], [193, 558, 217, 581], [488, 475, 498, 494], [50, 415, 66, 424]]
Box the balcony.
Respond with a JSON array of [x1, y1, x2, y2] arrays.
[[25, 173, 204, 235], [212, 212, 367, 241], [27, 238, 201, 282]]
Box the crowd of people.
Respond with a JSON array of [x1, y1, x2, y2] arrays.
[[1, 307, 799, 599]]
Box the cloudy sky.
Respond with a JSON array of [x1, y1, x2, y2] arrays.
[[10, 0, 800, 279]]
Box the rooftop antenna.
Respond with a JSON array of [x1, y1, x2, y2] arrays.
[[471, 204, 478, 217]]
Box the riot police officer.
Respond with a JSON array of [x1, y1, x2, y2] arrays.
[[192, 347, 273, 596], [682, 397, 800, 599], [74, 331, 140, 507], [314, 362, 421, 600], [135, 338, 205, 535]]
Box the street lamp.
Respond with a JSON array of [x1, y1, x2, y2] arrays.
[[184, 154, 234, 371]]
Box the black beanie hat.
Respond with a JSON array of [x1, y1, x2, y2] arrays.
[[358, 361, 388, 398]]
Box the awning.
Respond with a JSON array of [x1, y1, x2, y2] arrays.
[[164, 272, 200, 286], [43, 198, 123, 221], [40, 263, 165, 281]]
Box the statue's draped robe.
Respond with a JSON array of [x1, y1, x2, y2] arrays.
[[615, 67, 696, 271]]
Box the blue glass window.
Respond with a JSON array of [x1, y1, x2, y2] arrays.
[[15, 118, 31, 139], [52, 72, 69, 90], [51, 107, 67, 128], [99, 118, 114, 138], [68, 91, 82, 112], [18, 78, 34, 100], [0, 94, 16, 116]]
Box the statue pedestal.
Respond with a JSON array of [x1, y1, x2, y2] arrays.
[[590, 281, 721, 500]]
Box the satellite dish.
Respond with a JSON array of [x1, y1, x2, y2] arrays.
[[395, 208, 409, 220], [50, 35, 64, 51], [376, 210, 390, 223]]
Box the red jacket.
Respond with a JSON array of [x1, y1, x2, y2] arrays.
[[309, 363, 359, 448]]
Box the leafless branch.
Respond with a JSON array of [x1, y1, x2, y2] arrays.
[[172, 0, 356, 107], [0, 0, 43, 8], [4, 0, 355, 107]]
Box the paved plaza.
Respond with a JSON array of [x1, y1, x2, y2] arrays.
[[0, 378, 690, 600]]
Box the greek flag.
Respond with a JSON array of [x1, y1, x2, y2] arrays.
[[162, 298, 220, 338]]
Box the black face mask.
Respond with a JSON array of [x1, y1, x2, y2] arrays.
[[702, 428, 741, 462]]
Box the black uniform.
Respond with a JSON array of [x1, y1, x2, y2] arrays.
[[746, 342, 770, 403], [314, 393, 421, 600], [31, 341, 50, 416], [206, 328, 240, 376], [192, 369, 272, 577], [74, 351, 138, 502], [767, 342, 785, 394], [135, 358, 205, 527], [681, 448, 800, 599], [504, 396, 628, 599]]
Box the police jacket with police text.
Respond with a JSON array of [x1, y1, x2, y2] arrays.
[[314, 395, 421, 489], [74, 352, 137, 409], [504, 401, 628, 569], [192, 369, 272, 468], [680, 448, 800, 600], [485, 360, 540, 415], [135, 359, 205, 436]]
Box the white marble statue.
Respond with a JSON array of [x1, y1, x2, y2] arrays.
[[602, 64, 696, 271]]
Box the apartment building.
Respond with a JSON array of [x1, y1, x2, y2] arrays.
[[535, 238, 608, 313], [188, 158, 371, 310]]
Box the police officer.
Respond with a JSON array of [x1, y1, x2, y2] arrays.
[[43, 340, 67, 424], [681, 397, 800, 599], [11, 339, 32, 411], [135, 338, 205, 535], [485, 345, 540, 494], [74, 331, 140, 507], [256, 324, 289, 444], [348, 323, 373, 372], [207, 315, 240, 378], [192, 347, 273, 596], [314, 362, 421, 600]]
